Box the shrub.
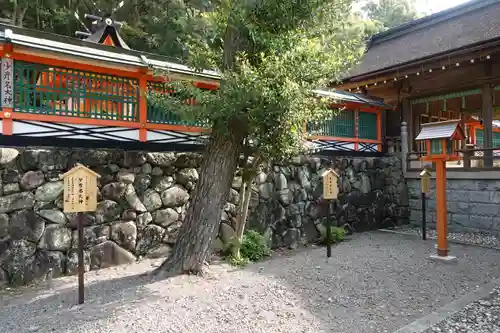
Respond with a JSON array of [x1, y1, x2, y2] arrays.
[[331, 226, 346, 242], [319, 225, 346, 244], [240, 230, 271, 262]]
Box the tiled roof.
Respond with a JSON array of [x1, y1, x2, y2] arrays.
[[347, 0, 500, 79], [415, 120, 461, 140], [0, 24, 219, 80]]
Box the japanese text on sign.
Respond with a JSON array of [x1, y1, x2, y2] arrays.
[[63, 165, 99, 213], [322, 169, 339, 200]]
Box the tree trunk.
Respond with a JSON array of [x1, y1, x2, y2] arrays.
[[156, 125, 244, 276], [231, 176, 252, 259]]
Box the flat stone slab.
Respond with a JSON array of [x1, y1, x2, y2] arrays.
[[429, 254, 458, 263]]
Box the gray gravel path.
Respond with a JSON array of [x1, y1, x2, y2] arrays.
[[423, 287, 500, 333], [1, 231, 500, 333]]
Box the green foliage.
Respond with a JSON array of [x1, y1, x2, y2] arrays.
[[228, 254, 250, 267], [149, 0, 363, 165], [319, 225, 346, 244], [361, 0, 420, 31], [223, 230, 270, 266], [1, 0, 210, 59], [240, 230, 271, 262]]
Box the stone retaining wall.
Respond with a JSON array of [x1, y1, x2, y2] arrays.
[[0, 148, 407, 286], [408, 178, 500, 234]]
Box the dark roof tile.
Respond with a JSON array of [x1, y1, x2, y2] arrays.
[[348, 0, 500, 79]]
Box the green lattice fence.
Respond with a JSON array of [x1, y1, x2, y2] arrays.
[[308, 110, 355, 137], [13, 61, 139, 121], [475, 129, 500, 148], [357, 112, 377, 140], [147, 81, 208, 127]]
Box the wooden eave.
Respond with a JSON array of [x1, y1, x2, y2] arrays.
[[336, 43, 500, 92]]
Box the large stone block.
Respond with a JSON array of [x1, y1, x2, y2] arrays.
[[468, 190, 492, 204], [161, 185, 189, 208], [35, 181, 64, 202], [66, 249, 90, 275], [38, 225, 72, 251], [446, 190, 469, 203], [90, 241, 136, 269], [470, 216, 494, 230], [10, 209, 45, 243], [20, 171, 45, 190], [0, 192, 35, 214], [37, 208, 67, 225], [110, 222, 137, 252], [470, 203, 499, 217], [450, 214, 471, 228], [153, 208, 179, 228]]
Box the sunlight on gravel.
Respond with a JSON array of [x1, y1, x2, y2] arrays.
[[2, 232, 500, 333]]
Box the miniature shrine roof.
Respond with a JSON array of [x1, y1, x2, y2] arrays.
[[415, 120, 463, 140]]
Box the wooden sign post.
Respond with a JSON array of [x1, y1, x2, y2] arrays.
[[62, 164, 100, 305], [321, 169, 339, 258]]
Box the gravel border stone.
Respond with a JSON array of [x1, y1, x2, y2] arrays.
[[380, 226, 500, 249]]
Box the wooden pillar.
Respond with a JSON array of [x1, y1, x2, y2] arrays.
[[483, 83, 494, 167], [401, 122, 408, 172], [435, 159, 448, 257], [463, 144, 475, 168], [138, 76, 148, 142], [354, 109, 359, 151], [402, 98, 412, 150], [377, 111, 382, 152]]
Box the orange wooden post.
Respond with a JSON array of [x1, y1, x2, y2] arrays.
[[415, 120, 464, 262], [435, 159, 448, 257], [138, 76, 148, 142]]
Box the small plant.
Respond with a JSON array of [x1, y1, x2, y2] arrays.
[[319, 224, 347, 244], [240, 230, 271, 262], [331, 226, 346, 242], [228, 254, 250, 267]]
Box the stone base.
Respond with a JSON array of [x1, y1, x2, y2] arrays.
[[429, 254, 458, 263]]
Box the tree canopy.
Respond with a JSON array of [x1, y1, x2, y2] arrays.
[[0, 0, 371, 274], [148, 0, 363, 274], [361, 0, 420, 32]]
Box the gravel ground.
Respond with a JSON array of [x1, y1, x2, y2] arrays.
[[423, 287, 500, 333], [2, 231, 500, 333], [382, 226, 500, 248]]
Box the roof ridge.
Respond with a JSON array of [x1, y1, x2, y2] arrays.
[[368, 0, 497, 49]]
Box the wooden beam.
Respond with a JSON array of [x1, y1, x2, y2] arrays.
[[336, 46, 500, 91]]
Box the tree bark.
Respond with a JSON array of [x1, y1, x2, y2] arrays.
[[156, 125, 244, 276], [231, 155, 260, 259], [231, 176, 252, 259]]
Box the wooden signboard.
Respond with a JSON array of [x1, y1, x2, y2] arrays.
[[62, 164, 100, 305], [62, 164, 100, 213], [322, 169, 339, 200], [420, 168, 431, 194]]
